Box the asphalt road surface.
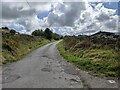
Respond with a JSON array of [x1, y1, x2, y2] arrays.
[[2, 41, 119, 89], [2, 41, 84, 88]]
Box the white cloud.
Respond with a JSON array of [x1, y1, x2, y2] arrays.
[[1, 1, 119, 35], [47, 2, 86, 27], [52, 27, 75, 36], [16, 15, 47, 33], [73, 3, 118, 35], [3, 15, 48, 34]]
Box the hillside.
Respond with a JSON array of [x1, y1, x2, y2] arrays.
[[1, 27, 61, 65], [58, 31, 120, 77]]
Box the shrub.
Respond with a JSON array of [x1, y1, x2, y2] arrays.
[[32, 29, 44, 36], [10, 30, 16, 35], [44, 28, 53, 40]]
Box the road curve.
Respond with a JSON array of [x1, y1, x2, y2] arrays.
[[2, 41, 83, 88]]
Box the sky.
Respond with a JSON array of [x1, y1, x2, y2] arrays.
[[1, 0, 120, 35]]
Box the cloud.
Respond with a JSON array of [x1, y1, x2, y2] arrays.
[[95, 3, 116, 22], [73, 3, 118, 35], [9, 23, 26, 33], [2, 2, 35, 19], [105, 16, 118, 30], [47, 2, 86, 27], [4, 15, 48, 34], [1, 2, 51, 20], [16, 15, 46, 33], [96, 13, 110, 21], [1, 2, 51, 34], [118, 16, 120, 35], [52, 27, 75, 36], [1, 1, 119, 35]]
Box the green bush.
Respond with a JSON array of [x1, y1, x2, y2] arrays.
[[10, 30, 16, 35]]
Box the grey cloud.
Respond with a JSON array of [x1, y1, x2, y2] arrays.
[[86, 23, 96, 29], [82, 30, 98, 34], [2, 2, 42, 19], [47, 2, 86, 27], [118, 16, 120, 35], [17, 18, 34, 32], [9, 23, 25, 32], [53, 27, 75, 36], [105, 19, 117, 30], [96, 13, 110, 21], [82, 24, 100, 35], [2, 2, 36, 19]]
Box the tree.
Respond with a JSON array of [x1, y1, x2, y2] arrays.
[[10, 30, 16, 35], [44, 28, 53, 40], [2, 27, 9, 30], [53, 33, 61, 40], [60, 35, 63, 39], [32, 29, 44, 36]]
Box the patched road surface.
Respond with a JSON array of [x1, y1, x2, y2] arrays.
[[2, 41, 83, 88]]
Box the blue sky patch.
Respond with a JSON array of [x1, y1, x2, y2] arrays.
[[103, 2, 118, 9], [91, 2, 119, 15], [103, 2, 119, 15], [37, 11, 49, 19]]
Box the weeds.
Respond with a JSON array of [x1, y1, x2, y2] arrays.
[[2, 33, 54, 64], [57, 40, 119, 77]]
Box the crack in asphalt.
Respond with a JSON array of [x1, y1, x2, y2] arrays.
[[2, 74, 21, 84]]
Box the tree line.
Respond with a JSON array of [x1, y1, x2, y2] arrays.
[[32, 28, 63, 40], [1, 27, 63, 40]]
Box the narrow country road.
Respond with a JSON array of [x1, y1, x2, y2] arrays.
[[2, 41, 119, 89], [2, 41, 84, 88]]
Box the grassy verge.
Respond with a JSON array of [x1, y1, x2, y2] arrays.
[[57, 41, 119, 77], [2, 34, 55, 64]]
